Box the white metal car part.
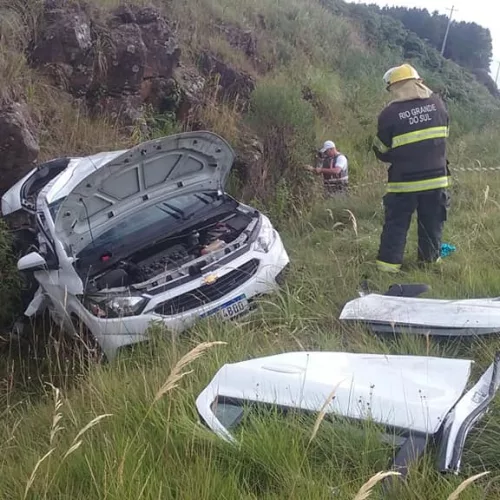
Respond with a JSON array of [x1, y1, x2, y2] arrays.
[[339, 283, 500, 336], [196, 351, 500, 475], [1, 131, 290, 360]]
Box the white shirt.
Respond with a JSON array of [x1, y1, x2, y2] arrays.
[[334, 154, 348, 176]]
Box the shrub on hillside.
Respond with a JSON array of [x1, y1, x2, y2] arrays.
[[247, 79, 317, 205]]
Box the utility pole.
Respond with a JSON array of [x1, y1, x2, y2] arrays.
[[440, 5, 457, 57], [495, 61, 500, 87]]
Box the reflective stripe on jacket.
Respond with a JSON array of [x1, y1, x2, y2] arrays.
[[372, 94, 449, 193]]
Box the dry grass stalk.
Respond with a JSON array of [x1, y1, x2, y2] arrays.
[[309, 381, 342, 444], [154, 341, 227, 402], [63, 441, 82, 460], [72, 414, 113, 445], [447, 471, 490, 500], [352, 470, 401, 500], [484, 185, 490, 206], [291, 334, 305, 351], [343, 209, 358, 237], [23, 448, 56, 500], [47, 383, 64, 445]]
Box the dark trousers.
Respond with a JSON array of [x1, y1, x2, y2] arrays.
[[377, 188, 450, 266]]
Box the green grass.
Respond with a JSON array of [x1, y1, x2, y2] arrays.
[[1, 0, 500, 497], [2, 168, 500, 498]]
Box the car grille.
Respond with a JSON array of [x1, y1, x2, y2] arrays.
[[154, 259, 260, 315]]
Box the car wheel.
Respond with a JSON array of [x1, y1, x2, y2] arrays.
[[71, 316, 107, 364]]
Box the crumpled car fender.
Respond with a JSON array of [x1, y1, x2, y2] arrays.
[[24, 286, 47, 317]]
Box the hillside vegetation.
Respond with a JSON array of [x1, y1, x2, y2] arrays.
[[1, 0, 500, 498], [368, 5, 493, 73], [351, 3, 499, 97]]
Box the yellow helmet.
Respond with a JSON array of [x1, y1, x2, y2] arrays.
[[383, 64, 421, 88]]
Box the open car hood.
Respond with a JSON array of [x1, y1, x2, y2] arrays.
[[52, 131, 235, 255], [196, 351, 500, 475]]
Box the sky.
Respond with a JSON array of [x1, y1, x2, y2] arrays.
[[351, 0, 500, 80]]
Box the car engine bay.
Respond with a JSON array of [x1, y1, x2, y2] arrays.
[[86, 209, 259, 293]]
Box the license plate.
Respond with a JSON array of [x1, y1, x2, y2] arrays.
[[200, 294, 249, 320]]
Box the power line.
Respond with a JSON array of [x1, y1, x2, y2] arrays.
[[440, 5, 458, 57]]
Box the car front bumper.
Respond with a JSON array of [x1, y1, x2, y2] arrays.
[[72, 235, 289, 359]]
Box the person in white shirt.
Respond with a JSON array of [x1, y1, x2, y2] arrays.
[[306, 140, 348, 195]]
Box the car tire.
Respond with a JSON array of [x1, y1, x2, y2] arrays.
[[70, 316, 107, 364]]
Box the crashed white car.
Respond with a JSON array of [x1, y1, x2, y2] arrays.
[[339, 283, 500, 336], [1, 132, 289, 360], [196, 351, 500, 475]]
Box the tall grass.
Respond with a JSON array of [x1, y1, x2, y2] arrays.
[[0, 0, 500, 497], [0, 169, 498, 498]]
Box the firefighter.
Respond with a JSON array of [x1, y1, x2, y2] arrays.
[[305, 140, 348, 195], [372, 63, 450, 273]]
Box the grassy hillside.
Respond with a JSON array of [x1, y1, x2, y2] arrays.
[[4, 161, 500, 499], [2, 0, 500, 498]]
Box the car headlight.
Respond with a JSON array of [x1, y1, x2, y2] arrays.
[[85, 295, 147, 318], [254, 217, 277, 253]]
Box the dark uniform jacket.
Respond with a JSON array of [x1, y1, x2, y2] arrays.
[[373, 93, 450, 193]]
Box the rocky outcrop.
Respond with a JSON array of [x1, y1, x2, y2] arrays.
[[0, 1, 262, 193], [0, 102, 39, 196], [28, 1, 181, 126], [199, 53, 255, 102], [28, 0, 94, 96], [26, 1, 258, 127], [136, 7, 180, 80], [90, 94, 145, 128], [215, 22, 258, 59], [172, 65, 206, 122], [102, 20, 147, 95]]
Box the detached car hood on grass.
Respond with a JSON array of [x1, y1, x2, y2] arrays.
[[196, 351, 500, 474], [51, 131, 235, 255]]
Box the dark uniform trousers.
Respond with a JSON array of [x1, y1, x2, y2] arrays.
[[378, 188, 450, 266]]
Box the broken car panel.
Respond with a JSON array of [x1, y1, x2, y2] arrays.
[[339, 283, 500, 337], [196, 351, 500, 475]]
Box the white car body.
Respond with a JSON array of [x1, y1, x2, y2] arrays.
[[196, 351, 500, 475], [339, 284, 500, 336], [1, 132, 289, 360]]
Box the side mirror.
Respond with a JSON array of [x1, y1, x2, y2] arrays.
[[17, 252, 47, 272]]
